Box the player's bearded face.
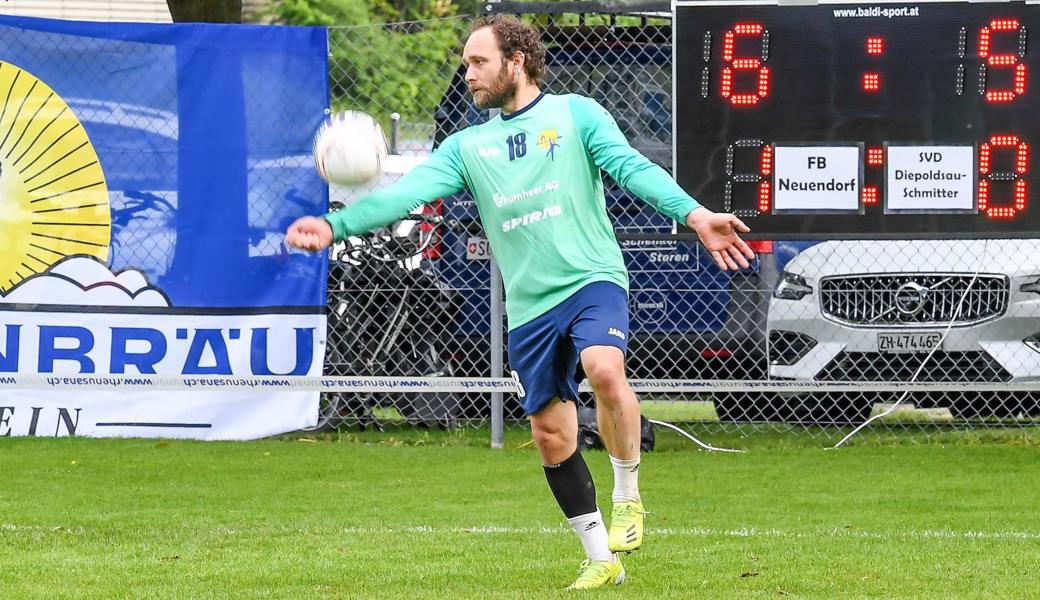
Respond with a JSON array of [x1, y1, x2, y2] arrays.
[[471, 59, 517, 109]]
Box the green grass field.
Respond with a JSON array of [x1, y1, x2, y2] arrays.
[[2, 427, 1039, 599]]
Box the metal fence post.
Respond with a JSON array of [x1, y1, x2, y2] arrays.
[[389, 112, 400, 155], [490, 256, 505, 449]]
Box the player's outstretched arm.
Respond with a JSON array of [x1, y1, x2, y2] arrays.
[[685, 207, 756, 271], [286, 134, 468, 251], [285, 216, 334, 252]]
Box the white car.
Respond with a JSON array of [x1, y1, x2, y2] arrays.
[[767, 239, 1040, 421]]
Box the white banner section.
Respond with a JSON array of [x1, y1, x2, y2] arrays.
[[774, 145, 861, 212], [0, 310, 325, 439], [885, 145, 974, 212]]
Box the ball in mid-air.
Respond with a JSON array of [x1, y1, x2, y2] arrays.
[[312, 110, 388, 186]]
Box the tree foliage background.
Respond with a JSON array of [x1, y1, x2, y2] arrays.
[[269, 0, 484, 123], [171, 1, 669, 129]]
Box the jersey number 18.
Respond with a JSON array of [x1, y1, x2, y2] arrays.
[[506, 133, 527, 161]]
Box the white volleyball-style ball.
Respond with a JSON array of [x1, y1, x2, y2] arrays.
[[312, 110, 388, 186]]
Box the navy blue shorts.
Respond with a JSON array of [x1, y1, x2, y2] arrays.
[[507, 281, 629, 415]]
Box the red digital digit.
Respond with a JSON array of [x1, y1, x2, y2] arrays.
[[721, 22, 770, 106], [978, 134, 1029, 219], [759, 144, 772, 213], [724, 139, 772, 216], [978, 18, 1027, 103]]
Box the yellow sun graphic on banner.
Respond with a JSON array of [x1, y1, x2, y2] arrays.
[[0, 61, 110, 294]]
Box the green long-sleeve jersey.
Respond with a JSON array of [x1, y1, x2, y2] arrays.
[[324, 93, 700, 329]]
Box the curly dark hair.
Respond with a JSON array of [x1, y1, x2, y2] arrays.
[[471, 14, 546, 86]]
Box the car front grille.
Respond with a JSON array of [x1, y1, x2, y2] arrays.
[[820, 274, 1008, 326], [816, 351, 1013, 382]]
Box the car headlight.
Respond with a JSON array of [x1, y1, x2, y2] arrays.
[[774, 272, 813, 300], [1021, 276, 1040, 295]]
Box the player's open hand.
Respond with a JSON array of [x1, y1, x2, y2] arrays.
[[685, 207, 756, 271], [285, 216, 334, 252]]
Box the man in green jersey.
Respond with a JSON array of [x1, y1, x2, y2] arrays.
[[287, 14, 755, 589]]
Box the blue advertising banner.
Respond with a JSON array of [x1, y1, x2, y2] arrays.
[[0, 15, 330, 438]]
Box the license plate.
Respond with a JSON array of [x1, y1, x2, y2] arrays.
[[877, 332, 942, 354], [465, 237, 492, 261]]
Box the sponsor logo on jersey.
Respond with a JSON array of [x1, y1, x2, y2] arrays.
[[478, 146, 502, 157], [608, 327, 626, 340], [492, 179, 559, 208], [538, 129, 562, 160], [502, 205, 563, 232]]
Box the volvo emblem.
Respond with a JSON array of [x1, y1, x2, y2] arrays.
[[894, 281, 929, 316]]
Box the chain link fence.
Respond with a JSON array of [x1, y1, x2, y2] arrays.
[[315, 4, 1040, 439]]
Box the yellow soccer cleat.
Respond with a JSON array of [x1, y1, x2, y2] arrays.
[[566, 556, 625, 590], [608, 500, 646, 552]]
